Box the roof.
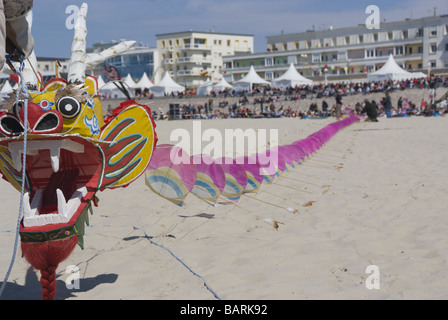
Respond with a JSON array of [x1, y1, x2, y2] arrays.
[[156, 30, 253, 38]]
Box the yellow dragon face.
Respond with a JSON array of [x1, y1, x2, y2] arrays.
[[29, 76, 105, 138]]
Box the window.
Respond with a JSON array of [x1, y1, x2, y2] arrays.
[[416, 28, 423, 37], [265, 58, 273, 66], [373, 33, 378, 42], [306, 40, 311, 48], [430, 60, 436, 68], [402, 30, 408, 39], [446, 25, 448, 34], [387, 32, 393, 40], [366, 49, 375, 57], [430, 27, 437, 36], [227, 40, 231, 46], [282, 42, 288, 50], [395, 46, 403, 55], [418, 46, 423, 54], [345, 36, 350, 45], [358, 35, 364, 43], [408, 47, 413, 55], [430, 43, 437, 54], [445, 43, 448, 51], [161, 41, 165, 49]]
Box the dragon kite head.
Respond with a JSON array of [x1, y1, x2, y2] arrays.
[[0, 3, 157, 299]]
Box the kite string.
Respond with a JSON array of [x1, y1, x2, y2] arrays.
[[133, 226, 221, 300], [0, 57, 29, 298]]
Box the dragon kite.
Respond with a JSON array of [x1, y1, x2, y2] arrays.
[[0, 3, 157, 299]]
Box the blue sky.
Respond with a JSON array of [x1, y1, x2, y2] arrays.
[[32, 0, 448, 58]]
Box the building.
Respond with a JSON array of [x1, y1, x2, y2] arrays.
[[223, 15, 448, 83], [87, 40, 159, 84], [156, 30, 253, 87]]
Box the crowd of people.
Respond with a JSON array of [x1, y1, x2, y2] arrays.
[[149, 75, 448, 121]]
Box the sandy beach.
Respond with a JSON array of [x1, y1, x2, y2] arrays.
[[0, 114, 447, 300]]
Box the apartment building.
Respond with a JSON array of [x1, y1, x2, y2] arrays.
[[223, 15, 448, 82], [156, 30, 253, 86]]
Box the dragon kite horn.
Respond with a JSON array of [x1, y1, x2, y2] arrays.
[[67, 3, 88, 84]]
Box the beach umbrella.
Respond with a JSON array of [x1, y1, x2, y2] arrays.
[[145, 144, 197, 207], [190, 154, 226, 206]]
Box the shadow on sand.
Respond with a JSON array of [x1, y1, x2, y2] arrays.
[[1, 267, 118, 300]]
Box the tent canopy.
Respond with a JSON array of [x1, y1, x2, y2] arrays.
[[232, 66, 270, 90], [212, 77, 232, 91], [367, 54, 426, 82], [271, 63, 313, 89], [123, 74, 137, 89], [134, 72, 154, 89], [149, 72, 185, 97], [197, 79, 213, 96]]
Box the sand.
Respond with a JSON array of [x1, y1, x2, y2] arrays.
[[0, 114, 447, 300]]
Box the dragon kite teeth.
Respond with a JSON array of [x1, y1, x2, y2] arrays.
[[8, 139, 85, 172], [21, 187, 87, 227]]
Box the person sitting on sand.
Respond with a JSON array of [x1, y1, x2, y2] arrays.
[[361, 99, 378, 122]]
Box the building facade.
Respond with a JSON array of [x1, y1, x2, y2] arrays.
[[156, 31, 253, 86], [223, 15, 448, 83], [87, 41, 159, 84]]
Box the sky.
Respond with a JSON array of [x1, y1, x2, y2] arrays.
[[31, 0, 448, 58]]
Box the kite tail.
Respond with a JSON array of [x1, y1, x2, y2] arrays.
[[21, 236, 78, 300], [40, 265, 57, 300]]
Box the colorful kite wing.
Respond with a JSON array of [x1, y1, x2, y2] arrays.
[[145, 144, 197, 207], [220, 157, 248, 203], [191, 154, 225, 206]]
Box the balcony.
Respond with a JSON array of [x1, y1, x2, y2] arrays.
[[177, 69, 205, 77], [177, 56, 212, 64], [181, 44, 212, 50]]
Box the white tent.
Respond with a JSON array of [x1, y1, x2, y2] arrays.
[[232, 66, 270, 90], [149, 72, 185, 97], [99, 81, 129, 99], [123, 74, 137, 89], [134, 72, 154, 90], [367, 54, 426, 82], [212, 77, 232, 91], [197, 79, 213, 96], [271, 63, 313, 89]]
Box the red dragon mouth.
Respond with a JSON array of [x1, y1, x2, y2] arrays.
[[1, 136, 102, 245]]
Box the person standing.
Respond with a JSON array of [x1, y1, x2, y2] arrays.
[[322, 99, 328, 118], [335, 90, 343, 120], [384, 92, 392, 118]]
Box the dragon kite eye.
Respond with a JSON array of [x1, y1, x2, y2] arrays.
[[57, 97, 81, 118], [12, 100, 25, 116]]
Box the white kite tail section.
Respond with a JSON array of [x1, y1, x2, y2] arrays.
[[85, 41, 137, 70], [67, 3, 88, 84]]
